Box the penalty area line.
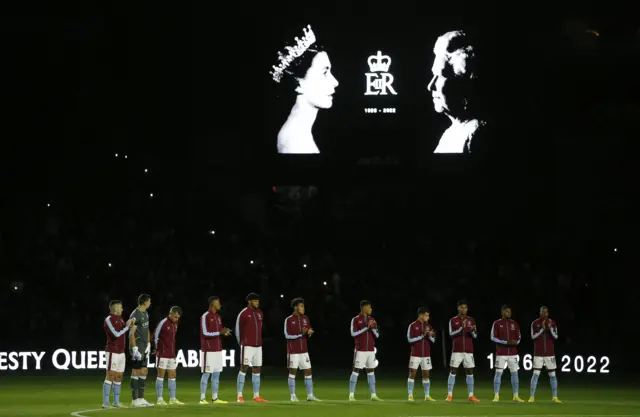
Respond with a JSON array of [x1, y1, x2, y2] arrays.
[[70, 409, 107, 417]]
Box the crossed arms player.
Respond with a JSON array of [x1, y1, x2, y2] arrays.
[[102, 300, 136, 408], [153, 306, 184, 406], [128, 294, 153, 407], [447, 300, 480, 402], [284, 297, 320, 402], [406, 307, 437, 402], [199, 296, 232, 404], [529, 306, 562, 403], [491, 305, 524, 402], [349, 300, 382, 401], [235, 293, 268, 403]]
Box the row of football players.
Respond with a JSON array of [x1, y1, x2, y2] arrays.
[[101, 293, 561, 408]]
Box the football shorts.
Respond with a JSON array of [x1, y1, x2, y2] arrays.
[[450, 352, 475, 368], [287, 353, 311, 370], [495, 355, 519, 372], [533, 355, 557, 371], [200, 351, 224, 373], [353, 350, 377, 369], [106, 352, 126, 373], [156, 357, 177, 371], [241, 346, 263, 367], [409, 356, 433, 371]]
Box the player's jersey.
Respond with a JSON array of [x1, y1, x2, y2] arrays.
[[284, 314, 311, 354], [449, 315, 477, 353], [154, 316, 178, 359], [235, 307, 263, 347], [491, 318, 521, 356], [531, 317, 558, 356], [104, 314, 129, 353], [201, 310, 224, 352], [351, 313, 378, 352], [129, 307, 150, 350], [407, 319, 436, 357]]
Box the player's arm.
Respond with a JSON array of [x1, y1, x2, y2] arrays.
[[371, 327, 380, 338], [106, 316, 129, 338], [531, 320, 544, 340], [515, 322, 522, 345], [153, 321, 164, 350], [407, 323, 423, 344], [201, 313, 220, 338], [284, 317, 302, 340], [490, 321, 508, 345], [550, 321, 559, 339], [350, 317, 368, 338], [469, 318, 478, 338], [129, 310, 141, 348], [235, 312, 244, 344], [448, 318, 463, 337], [428, 326, 436, 343]]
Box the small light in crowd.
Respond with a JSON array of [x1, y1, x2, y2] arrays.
[[303, 264, 307, 268], [14, 286, 18, 290], [250, 260, 254, 264], [280, 294, 284, 298], [144, 168, 148, 173], [614, 248, 618, 252], [47, 203, 50, 207], [124, 155, 128, 159], [209, 230, 215, 235], [149, 193, 154, 198], [115, 153, 118, 157], [323, 281, 327, 286], [108, 263, 112, 268]]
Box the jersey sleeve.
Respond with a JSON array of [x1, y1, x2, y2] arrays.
[[201, 313, 220, 338], [491, 320, 507, 344], [516, 322, 522, 344], [350, 317, 368, 338], [550, 321, 559, 339], [284, 317, 302, 340], [105, 316, 128, 338], [235, 311, 244, 344], [449, 318, 462, 337], [531, 320, 544, 340]]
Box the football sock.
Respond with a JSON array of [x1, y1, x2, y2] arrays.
[[211, 372, 220, 400], [156, 377, 164, 400], [304, 375, 313, 396], [530, 370, 540, 397], [494, 370, 503, 395], [466, 375, 474, 396], [288, 374, 296, 396], [138, 375, 146, 399], [113, 381, 122, 404], [349, 372, 359, 394], [237, 371, 246, 396], [549, 372, 558, 397], [447, 373, 455, 395], [367, 372, 376, 395], [168, 378, 177, 400], [252, 373, 261, 397], [102, 380, 112, 405], [511, 371, 519, 396], [423, 379, 431, 397], [131, 376, 139, 400], [407, 378, 415, 396], [200, 372, 210, 400]]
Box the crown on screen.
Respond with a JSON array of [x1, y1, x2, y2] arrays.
[[270, 25, 317, 83], [367, 51, 391, 72]]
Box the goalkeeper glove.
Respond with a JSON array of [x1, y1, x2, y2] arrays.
[[132, 346, 142, 361]]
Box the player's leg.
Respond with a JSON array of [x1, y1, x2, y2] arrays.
[[447, 352, 462, 400], [156, 363, 167, 405], [546, 357, 560, 402], [365, 352, 381, 400], [251, 347, 267, 402], [288, 354, 299, 401], [131, 366, 140, 405], [349, 351, 363, 400], [237, 345, 249, 401], [464, 354, 479, 402], [210, 352, 225, 403], [509, 357, 523, 401], [102, 353, 114, 407], [200, 351, 211, 403], [111, 354, 127, 407], [529, 356, 542, 401], [301, 354, 317, 400], [493, 356, 505, 400], [407, 357, 419, 400], [167, 361, 183, 405], [138, 357, 151, 406], [422, 357, 434, 401]]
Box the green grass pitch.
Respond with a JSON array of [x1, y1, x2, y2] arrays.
[[1, 372, 638, 417]]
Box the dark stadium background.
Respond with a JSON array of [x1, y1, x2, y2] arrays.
[[1, 5, 639, 382]]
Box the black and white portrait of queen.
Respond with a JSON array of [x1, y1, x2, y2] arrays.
[[270, 25, 339, 154], [427, 30, 487, 154]]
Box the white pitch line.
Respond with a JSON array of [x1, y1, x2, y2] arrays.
[[70, 408, 107, 417]]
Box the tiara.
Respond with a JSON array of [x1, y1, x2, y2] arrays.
[[270, 25, 317, 83]]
